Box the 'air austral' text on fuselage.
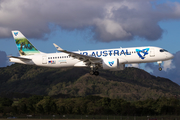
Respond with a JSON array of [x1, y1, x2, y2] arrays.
[[80, 49, 131, 57]]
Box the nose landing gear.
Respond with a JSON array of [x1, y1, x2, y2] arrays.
[[159, 67, 162, 71], [157, 61, 162, 71]]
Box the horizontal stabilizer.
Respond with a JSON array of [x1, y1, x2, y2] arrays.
[[8, 56, 31, 61]]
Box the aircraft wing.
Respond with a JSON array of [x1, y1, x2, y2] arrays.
[[8, 56, 32, 61], [53, 43, 102, 63]]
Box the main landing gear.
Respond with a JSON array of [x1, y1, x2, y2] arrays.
[[90, 70, 99, 76], [157, 61, 162, 71], [90, 64, 99, 76]]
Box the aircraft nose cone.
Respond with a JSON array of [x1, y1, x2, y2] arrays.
[[169, 53, 174, 59]]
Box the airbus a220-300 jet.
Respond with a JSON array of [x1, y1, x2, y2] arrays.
[[9, 31, 174, 76]]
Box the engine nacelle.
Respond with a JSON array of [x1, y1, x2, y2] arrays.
[[102, 58, 125, 71]]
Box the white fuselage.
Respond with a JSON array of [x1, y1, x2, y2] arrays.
[[9, 46, 174, 68]]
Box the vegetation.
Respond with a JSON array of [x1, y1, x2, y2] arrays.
[[0, 64, 180, 116], [0, 64, 180, 100], [0, 95, 180, 116], [0, 64, 180, 101]]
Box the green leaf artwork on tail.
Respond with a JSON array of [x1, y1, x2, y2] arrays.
[[15, 38, 40, 56]]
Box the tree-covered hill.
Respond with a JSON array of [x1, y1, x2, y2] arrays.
[[0, 63, 180, 101]]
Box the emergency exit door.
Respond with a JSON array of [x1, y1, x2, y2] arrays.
[[150, 48, 155, 57], [42, 56, 47, 64]]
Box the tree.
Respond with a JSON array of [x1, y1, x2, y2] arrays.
[[51, 102, 57, 114], [0, 105, 3, 113], [0, 97, 13, 106], [12, 106, 18, 114], [28, 104, 36, 115], [36, 104, 44, 114], [100, 97, 111, 114], [110, 99, 123, 114], [44, 101, 51, 114], [19, 103, 28, 114], [58, 105, 65, 114]]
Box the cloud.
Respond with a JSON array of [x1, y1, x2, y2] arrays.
[[145, 51, 180, 84], [0, 51, 9, 67], [0, 0, 180, 42], [163, 60, 175, 71]]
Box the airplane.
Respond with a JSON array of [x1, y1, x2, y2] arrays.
[[8, 30, 174, 76]]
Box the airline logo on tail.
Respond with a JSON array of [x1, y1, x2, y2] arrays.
[[136, 48, 150, 59], [109, 61, 114, 66], [12, 31, 40, 56], [14, 32, 18, 36]]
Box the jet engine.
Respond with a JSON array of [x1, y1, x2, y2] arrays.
[[102, 58, 126, 71]]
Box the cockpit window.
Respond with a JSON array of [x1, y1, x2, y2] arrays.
[[160, 49, 168, 52]]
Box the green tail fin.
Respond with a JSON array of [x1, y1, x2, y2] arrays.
[[12, 31, 40, 56]]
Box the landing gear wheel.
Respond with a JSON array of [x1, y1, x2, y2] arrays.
[[159, 67, 162, 71], [157, 61, 163, 71], [90, 71, 94, 75], [94, 71, 99, 76], [89, 64, 99, 76]]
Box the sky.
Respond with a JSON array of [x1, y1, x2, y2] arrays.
[[0, 0, 180, 84]]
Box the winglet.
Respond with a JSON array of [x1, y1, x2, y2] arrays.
[[53, 43, 64, 51]]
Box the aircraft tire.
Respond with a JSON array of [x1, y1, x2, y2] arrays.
[[94, 71, 99, 76], [90, 71, 94, 75], [159, 67, 162, 71]]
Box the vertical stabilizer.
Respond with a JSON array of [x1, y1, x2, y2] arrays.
[[12, 31, 40, 56]]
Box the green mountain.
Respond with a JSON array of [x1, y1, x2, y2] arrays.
[[0, 63, 179, 101]]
